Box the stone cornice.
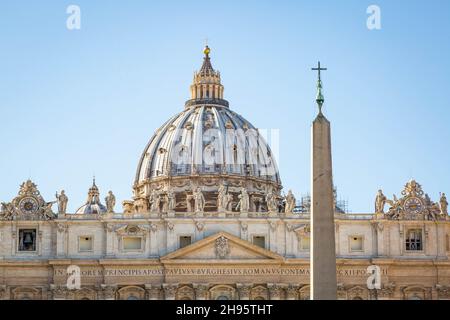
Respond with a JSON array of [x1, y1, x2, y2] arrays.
[[184, 98, 229, 108], [162, 259, 283, 266]]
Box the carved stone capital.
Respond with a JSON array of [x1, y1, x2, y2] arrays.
[[267, 283, 286, 300], [101, 284, 117, 300], [104, 223, 114, 233], [195, 221, 205, 232], [57, 223, 68, 233], [435, 284, 450, 299], [163, 283, 178, 300], [193, 283, 209, 300], [269, 221, 278, 231], [236, 283, 253, 300], [50, 284, 68, 300], [150, 223, 158, 233], [285, 284, 300, 300], [337, 285, 347, 300], [0, 285, 7, 299], [145, 284, 161, 300]]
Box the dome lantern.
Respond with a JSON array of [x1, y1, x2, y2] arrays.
[[75, 178, 107, 214], [188, 46, 227, 107]]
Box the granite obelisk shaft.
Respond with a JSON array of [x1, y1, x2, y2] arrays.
[[310, 113, 337, 300]]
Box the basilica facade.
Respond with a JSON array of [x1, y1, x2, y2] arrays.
[[0, 47, 449, 300]]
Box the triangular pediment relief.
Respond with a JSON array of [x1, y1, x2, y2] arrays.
[[161, 231, 283, 262]]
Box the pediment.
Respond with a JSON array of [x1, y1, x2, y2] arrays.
[[115, 224, 149, 236], [161, 231, 283, 261]]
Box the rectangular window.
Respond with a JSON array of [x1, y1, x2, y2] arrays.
[[179, 236, 192, 248], [79, 236, 93, 252], [406, 229, 422, 251], [349, 236, 363, 252], [253, 236, 266, 249], [123, 237, 142, 251], [300, 236, 310, 251], [18, 229, 37, 252]]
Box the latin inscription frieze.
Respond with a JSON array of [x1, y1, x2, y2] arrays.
[[53, 266, 388, 278]]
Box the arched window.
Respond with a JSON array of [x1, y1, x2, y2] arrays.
[[210, 285, 235, 300]]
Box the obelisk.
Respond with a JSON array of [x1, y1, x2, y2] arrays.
[[310, 62, 337, 300]]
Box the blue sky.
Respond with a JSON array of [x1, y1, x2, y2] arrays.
[[1, 0, 449, 213]]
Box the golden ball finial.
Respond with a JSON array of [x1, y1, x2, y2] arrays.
[[203, 45, 210, 56]]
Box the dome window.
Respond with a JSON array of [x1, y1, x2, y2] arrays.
[[184, 122, 193, 130]]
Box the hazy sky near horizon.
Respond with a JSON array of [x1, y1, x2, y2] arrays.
[[1, 0, 449, 213]]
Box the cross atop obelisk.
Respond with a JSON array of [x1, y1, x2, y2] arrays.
[[311, 61, 327, 114], [311, 61, 327, 81]]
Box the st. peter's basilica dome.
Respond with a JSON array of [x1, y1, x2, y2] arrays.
[[132, 47, 282, 214]]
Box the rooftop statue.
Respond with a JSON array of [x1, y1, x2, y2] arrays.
[[440, 193, 448, 215], [375, 189, 387, 213], [56, 190, 68, 215], [105, 191, 116, 213], [285, 190, 296, 214]]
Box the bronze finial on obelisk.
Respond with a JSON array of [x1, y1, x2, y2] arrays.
[[311, 61, 327, 115]]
